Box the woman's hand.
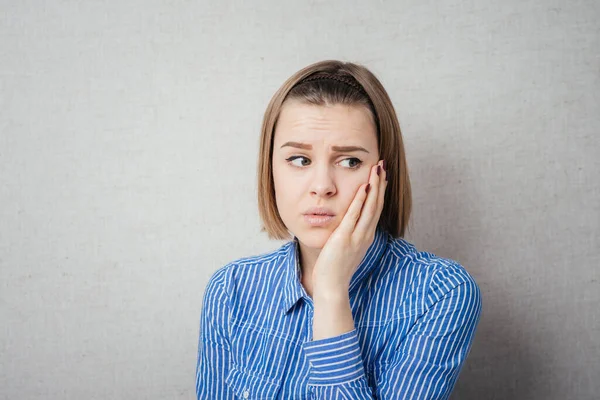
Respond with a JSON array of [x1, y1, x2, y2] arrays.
[[311, 159, 388, 300]]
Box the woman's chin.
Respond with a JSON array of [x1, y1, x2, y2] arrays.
[[295, 227, 334, 249]]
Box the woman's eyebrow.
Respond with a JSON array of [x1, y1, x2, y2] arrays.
[[280, 141, 370, 153]]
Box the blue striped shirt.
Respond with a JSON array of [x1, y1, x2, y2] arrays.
[[196, 227, 482, 399]]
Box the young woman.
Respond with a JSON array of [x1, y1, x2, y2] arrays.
[[196, 60, 482, 399]]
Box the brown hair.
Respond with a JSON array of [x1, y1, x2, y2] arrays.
[[257, 60, 411, 240]]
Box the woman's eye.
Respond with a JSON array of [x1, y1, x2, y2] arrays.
[[285, 156, 363, 169], [339, 158, 363, 169], [286, 156, 311, 167]]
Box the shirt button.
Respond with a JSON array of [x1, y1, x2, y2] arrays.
[[243, 389, 250, 399]]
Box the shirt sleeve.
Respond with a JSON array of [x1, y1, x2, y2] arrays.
[[195, 271, 236, 400], [302, 273, 482, 400], [303, 329, 375, 399], [375, 276, 483, 399]]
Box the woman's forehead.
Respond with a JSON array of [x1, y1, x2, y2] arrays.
[[274, 103, 377, 146]]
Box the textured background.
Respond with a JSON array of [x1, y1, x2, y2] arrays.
[[1, 1, 598, 399]]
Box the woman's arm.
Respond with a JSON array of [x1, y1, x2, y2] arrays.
[[195, 270, 235, 400], [303, 273, 482, 399], [302, 291, 374, 397], [375, 276, 482, 399]]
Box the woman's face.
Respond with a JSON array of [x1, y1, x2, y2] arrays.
[[272, 100, 379, 249]]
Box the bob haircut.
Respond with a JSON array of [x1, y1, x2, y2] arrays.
[[257, 60, 412, 240]]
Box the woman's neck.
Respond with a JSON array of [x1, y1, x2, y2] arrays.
[[297, 241, 321, 298]]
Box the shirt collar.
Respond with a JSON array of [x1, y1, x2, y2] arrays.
[[280, 227, 389, 315]]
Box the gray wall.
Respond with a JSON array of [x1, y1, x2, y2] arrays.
[[1, 1, 598, 399]]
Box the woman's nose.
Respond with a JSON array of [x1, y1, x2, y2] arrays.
[[310, 166, 336, 197]]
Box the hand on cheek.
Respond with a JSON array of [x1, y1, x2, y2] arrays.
[[312, 159, 388, 297]]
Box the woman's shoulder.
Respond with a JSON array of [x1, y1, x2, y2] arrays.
[[384, 236, 480, 301], [204, 241, 292, 292]]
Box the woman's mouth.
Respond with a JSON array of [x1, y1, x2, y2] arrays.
[[303, 214, 335, 227]]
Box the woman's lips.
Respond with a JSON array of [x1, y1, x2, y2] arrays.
[[303, 214, 334, 227]]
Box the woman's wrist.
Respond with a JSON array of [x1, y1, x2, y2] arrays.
[[312, 284, 349, 304], [312, 293, 354, 340]]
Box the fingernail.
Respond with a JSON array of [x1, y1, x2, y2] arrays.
[[366, 184, 371, 194], [377, 165, 381, 176]]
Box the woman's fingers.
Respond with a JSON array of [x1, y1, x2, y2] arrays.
[[335, 180, 371, 237], [354, 160, 385, 239]]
